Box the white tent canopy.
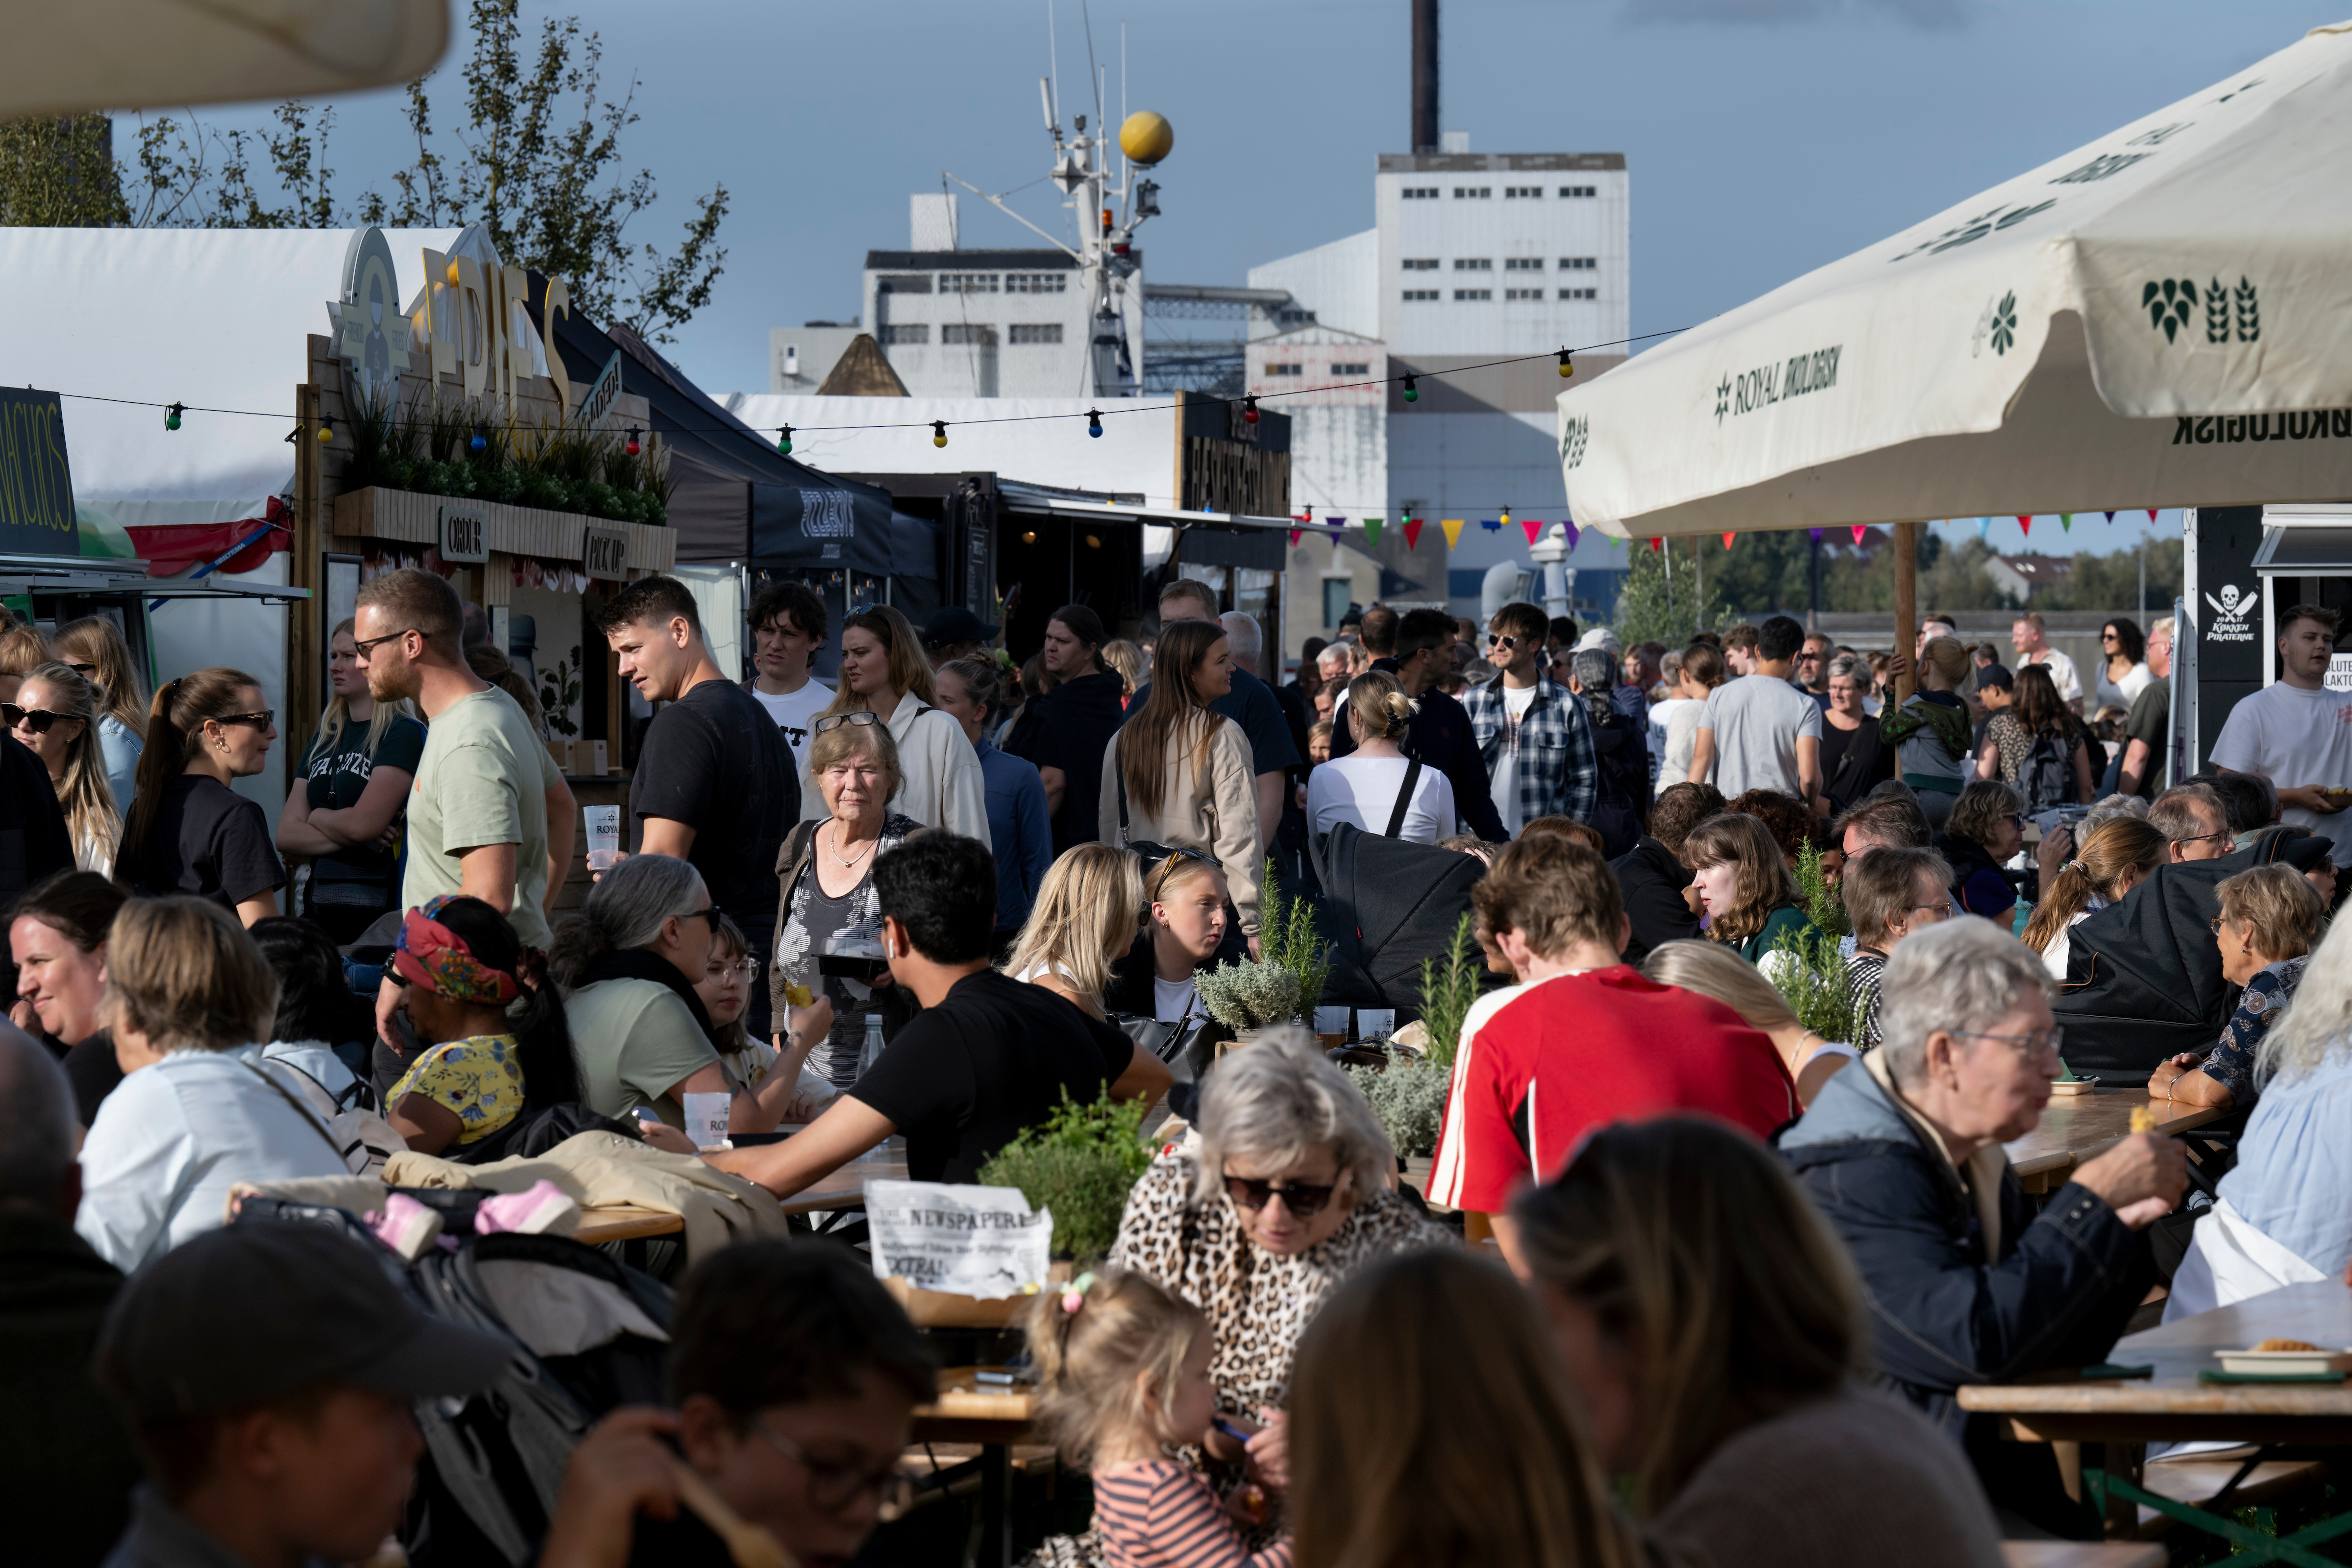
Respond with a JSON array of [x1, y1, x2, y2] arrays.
[[1558, 20, 2352, 539], [0, 226, 458, 528]]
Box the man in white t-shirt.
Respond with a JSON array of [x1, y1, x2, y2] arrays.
[[2209, 603, 2352, 850], [744, 579, 834, 776], [1688, 615, 1823, 802], [2011, 612, 2083, 713]]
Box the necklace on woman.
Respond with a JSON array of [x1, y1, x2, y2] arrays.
[[828, 821, 877, 868]]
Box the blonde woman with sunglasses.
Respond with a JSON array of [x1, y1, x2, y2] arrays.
[[9, 663, 121, 876]]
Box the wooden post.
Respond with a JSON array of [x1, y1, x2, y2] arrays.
[[286, 380, 323, 787], [1893, 519, 1919, 703]]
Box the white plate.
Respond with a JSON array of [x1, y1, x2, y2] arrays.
[[2214, 1348, 2352, 1375]]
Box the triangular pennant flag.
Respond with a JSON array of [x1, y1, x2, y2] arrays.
[[1288, 529, 1301, 548], [1976, 517, 1991, 541], [1364, 517, 1382, 546], [1479, 518, 1501, 533], [1562, 521, 1579, 550], [1403, 517, 1423, 551], [1850, 525, 1866, 545], [2018, 514, 2033, 536], [2148, 508, 2159, 522], [2104, 511, 2116, 522], [1809, 528, 1824, 542], [1521, 516, 1542, 544], [1721, 532, 1736, 550], [1649, 537, 1663, 553], [1441, 518, 1466, 550], [2059, 513, 2072, 532]]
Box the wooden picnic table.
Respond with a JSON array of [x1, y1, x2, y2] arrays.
[[570, 1150, 909, 1244], [912, 1367, 1039, 1568], [2002, 1087, 2226, 1195]]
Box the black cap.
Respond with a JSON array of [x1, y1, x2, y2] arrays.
[[923, 605, 1000, 647], [1977, 662, 2014, 691], [96, 1223, 511, 1420]]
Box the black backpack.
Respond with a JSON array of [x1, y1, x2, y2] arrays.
[[2053, 828, 2333, 1076], [1308, 819, 1486, 1016], [2016, 728, 2073, 812]]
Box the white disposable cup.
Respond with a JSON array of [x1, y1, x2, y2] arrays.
[[685, 1091, 731, 1153], [1358, 1008, 1396, 1042], [1313, 1005, 1349, 1037], [584, 804, 621, 871]]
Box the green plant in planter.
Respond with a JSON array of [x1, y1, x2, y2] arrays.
[[1195, 958, 1303, 1032], [1345, 1057, 1451, 1159], [977, 1087, 1154, 1263], [1414, 914, 1485, 1068], [1258, 858, 1332, 1016], [1766, 924, 1857, 1044], [1796, 839, 1849, 940]]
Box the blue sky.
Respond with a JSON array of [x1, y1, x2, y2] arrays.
[[183, 0, 2339, 558]]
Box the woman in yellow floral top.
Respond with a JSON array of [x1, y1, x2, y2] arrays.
[[386, 894, 579, 1155]]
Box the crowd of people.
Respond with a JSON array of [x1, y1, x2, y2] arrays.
[[5, 567, 2351, 1568]]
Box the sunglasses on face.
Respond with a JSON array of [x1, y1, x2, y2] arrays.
[[1221, 1170, 1342, 1218], [1486, 633, 1519, 650], [351, 628, 419, 657], [2, 705, 70, 734], [686, 906, 723, 934]]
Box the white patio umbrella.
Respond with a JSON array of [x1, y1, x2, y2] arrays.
[[0, 0, 447, 119], [1557, 18, 2352, 543]]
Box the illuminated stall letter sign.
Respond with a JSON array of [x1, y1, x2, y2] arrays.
[[438, 504, 490, 564], [0, 389, 79, 556], [582, 524, 630, 583]]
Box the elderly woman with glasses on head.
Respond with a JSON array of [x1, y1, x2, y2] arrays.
[[1782, 918, 2186, 1536], [2146, 864, 2327, 1112], [1941, 780, 2028, 922], [770, 715, 924, 1092], [1103, 1029, 1444, 1522]]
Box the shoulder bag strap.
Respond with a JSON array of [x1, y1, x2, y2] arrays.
[[1384, 757, 1424, 838], [1116, 737, 1131, 842], [235, 1056, 349, 1162]]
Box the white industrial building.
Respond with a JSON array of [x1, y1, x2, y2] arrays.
[[1247, 143, 1637, 651]]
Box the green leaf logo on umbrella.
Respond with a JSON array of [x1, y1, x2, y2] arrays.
[[2142, 278, 2198, 343], [1989, 292, 2018, 355]]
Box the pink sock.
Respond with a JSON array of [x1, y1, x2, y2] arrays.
[[475, 1180, 579, 1236], [366, 1192, 444, 1260]]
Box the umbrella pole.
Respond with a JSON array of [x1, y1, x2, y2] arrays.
[[1893, 520, 1918, 703]]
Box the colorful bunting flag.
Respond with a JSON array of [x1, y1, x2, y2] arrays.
[[1288, 529, 1301, 548], [1364, 517, 1383, 546], [2103, 511, 2115, 522], [1649, 537, 1662, 553], [1522, 516, 1543, 544], [1326, 517, 1346, 538], [2059, 513, 2072, 532], [1850, 525, 1866, 545], [2018, 514, 2033, 537], [1404, 518, 1423, 551], [1976, 517, 1991, 541], [1562, 521, 1580, 551], [1479, 518, 1501, 533], [2147, 508, 2159, 522], [1441, 518, 1466, 550], [1721, 532, 1736, 550], [1809, 528, 1824, 542]]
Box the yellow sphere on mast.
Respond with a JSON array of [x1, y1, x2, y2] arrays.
[[1120, 111, 1174, 167]]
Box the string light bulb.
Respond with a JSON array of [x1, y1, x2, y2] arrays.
[[1242, 396, 1259, 425], [164, 401, 184, 432], [1086, 409, 1103, 439], [1500, 505, 1513, 532], [470, 422, 488, 454], [318, 415, 335, 443], [777, 425, 793, 456], [624, 427, 641, 457], [1401, 374, 1418, 402], [1558, 348, 1574, 379], [932, 420, 949, 448]]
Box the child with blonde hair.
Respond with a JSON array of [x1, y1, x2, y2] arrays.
[[1026, 1268, 1293, 1568]]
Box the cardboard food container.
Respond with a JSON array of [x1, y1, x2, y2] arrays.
[[884, 1260, 1076, 1329]]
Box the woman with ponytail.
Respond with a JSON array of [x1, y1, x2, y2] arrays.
[[2022, 816, 2167, 978], [383, 894, 580, 1155], [1306, 669, 1456, 845], [118, 667, 284, 926]]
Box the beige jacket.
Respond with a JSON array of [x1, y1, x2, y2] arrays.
[[1100, 710, 1262, 934]]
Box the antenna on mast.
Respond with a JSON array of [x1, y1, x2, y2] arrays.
[[1040, 76, 1059, 141]]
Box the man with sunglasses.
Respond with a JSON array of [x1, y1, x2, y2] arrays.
[[354, 571, 574, 1044], [1462, 600, 1597, 838]]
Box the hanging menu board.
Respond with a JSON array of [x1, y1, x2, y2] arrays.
[[0, 389, 78, 557]]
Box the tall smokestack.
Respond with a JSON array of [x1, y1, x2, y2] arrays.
[[1412, 0, 1439, 154]]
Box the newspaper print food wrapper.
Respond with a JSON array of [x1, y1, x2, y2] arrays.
[[866, 1180, 1054, 1299]]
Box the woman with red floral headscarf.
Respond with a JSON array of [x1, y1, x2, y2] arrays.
[[385, 894, 579, 1155]]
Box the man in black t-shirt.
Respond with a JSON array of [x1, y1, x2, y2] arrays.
[[718, 835, 1170, 1193], [600, 576, 798, 1039]]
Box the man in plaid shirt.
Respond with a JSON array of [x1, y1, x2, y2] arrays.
[[1463, 600, 1599, 836]]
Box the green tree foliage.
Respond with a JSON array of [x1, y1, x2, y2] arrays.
[[0, 114, 129, 225], [1611, 536, 1722, 647], [2, 0, 726, 343]]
